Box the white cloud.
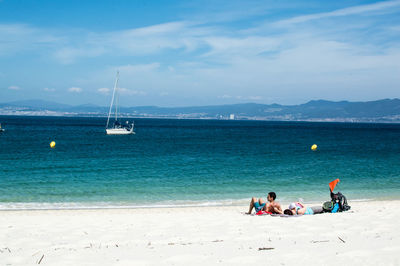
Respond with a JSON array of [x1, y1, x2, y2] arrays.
[[181, 1, 273, 24], [275, 0, 400, 26], [117, 63, 161, 73], [0, 24, 63, 56], [53, 47, 105, 64], [118, 21, 186, 36], [202, 36, 280, 59], [118, 87, 146, 96], [219, 95, 262, 101], [68, 87, 82, 93], [49, 22, 197, 63], [8, 85, 20, 90], [43, 87, 55, 92], [97, 87, 110, 95], [246, 96, 263, 100]]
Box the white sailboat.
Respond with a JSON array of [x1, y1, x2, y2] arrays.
[[0, 123, 4, 132], [105, 72, 135, 135]]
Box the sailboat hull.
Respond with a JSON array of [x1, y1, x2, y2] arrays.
[[106, 128, 134, 135]]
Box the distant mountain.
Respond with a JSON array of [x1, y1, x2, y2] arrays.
[[1, 98, 400, 122], [0, 99, 72, 110]]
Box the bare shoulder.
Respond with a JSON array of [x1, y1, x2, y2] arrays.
[[271, 201, 282, 207]]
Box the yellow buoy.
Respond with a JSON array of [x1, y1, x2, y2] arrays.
[[50, 141, 56, 148], [311, 144, 317, 151]]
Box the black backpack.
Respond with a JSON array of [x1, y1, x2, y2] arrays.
[[330, 191, 351, 212]]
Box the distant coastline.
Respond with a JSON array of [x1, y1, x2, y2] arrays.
[[1, 98, 399, 123], [1, 113, 399, 124]]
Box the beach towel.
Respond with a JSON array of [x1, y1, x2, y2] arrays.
[[256, 210, 272, 215]]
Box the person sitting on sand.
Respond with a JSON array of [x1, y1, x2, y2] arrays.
[[246, 192, 283, 214], [285, 202, 323, 215]]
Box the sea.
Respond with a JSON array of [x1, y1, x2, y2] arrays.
[[0, 116, 399, 210]]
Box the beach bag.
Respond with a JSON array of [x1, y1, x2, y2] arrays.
[[322, 201, 334, 212], [330, 191, 351, 212], [328, 179, 351, 212]]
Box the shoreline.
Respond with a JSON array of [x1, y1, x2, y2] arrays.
[[1, 200, 399, 265], [0, 197, 397, 211]]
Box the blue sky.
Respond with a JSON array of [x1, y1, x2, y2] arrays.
[[0, 0, 399, 107]]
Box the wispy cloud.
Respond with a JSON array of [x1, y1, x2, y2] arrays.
[[97, 87, 110, 95], [244, 96, 263, 101], [54, 47, 105, 64], [275, 0, 400, 26], [0, 24, 63, 56], [43, 87, 56, 92], [2, 1, 398, 65], [68, 87, 82, 93], [219, 94, 233, 99], [118, 87, 146, 96], [218, 95, 263, 100], [48, 22, 200, 64], [117, 63, 161, 73], [8, 85, 20, 90]]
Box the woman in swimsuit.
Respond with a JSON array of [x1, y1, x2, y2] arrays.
[[286, 202, 323, 215]]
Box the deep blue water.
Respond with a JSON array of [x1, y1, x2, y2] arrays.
[[0, 116, 399, 209]]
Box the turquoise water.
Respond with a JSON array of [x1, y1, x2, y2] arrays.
[[0, 116, 399, 209]]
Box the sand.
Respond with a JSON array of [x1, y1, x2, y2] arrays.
[[0, 200, 399, 265]]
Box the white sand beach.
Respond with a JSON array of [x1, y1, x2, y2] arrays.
[[1, 200, 399, 266]]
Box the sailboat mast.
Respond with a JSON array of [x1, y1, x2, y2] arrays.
[[106, 71, 119, 129], [115, 82, 118, 121]]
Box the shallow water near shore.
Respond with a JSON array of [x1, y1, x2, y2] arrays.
[[0, 116, 399, 209]]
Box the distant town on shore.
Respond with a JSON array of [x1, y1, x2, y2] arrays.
[[1, 98, 399, 123]]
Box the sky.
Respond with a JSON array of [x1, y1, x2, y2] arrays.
[[0, 0, 399, 107]]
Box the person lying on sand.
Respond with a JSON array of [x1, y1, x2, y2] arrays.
[[284, 202, 323, 215], [246, 192, 283, 214]]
